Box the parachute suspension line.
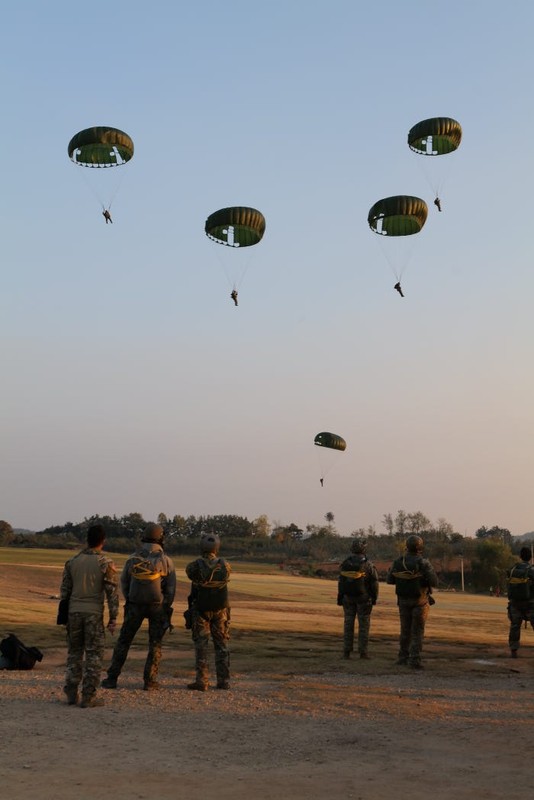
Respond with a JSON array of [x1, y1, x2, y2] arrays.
[[214, 248, 236, 290], [77, 167, 107, 211], [377, 237, 400, 281], [234, 251, 254, 290], [106, 168, 127, 211]]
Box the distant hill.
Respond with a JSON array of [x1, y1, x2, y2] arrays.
[[515, 531, 534, 542], [13, 529, 35, 536]]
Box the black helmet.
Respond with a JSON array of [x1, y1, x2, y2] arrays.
[[406, 535, 424, 554], [351, 537, 367, 554], [142, 523, 164, 544], [200, 532, 220, 554]]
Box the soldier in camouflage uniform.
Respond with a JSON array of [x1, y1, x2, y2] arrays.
[[337, 537, 379, 659], [387, 535, 438, 670], [507, 546, 534, 658], [60, 524, 118, 708], [186, 533, 231, 691], [102, 523, 176, 691]]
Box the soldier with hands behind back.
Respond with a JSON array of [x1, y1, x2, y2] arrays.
[[186, 533, 231, 691], [337, 537, 379, 659], [387, 535, 438, 670], [102, 523, 176, 691], [60, 524, 118, 708]]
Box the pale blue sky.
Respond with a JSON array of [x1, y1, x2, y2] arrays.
[[1, 1, 533, 535]]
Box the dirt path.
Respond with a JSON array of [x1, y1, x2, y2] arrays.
[[1, 649, 531, 800]]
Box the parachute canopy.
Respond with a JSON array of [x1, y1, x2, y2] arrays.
[[368, 196, 428, 237], [314, 432, 346, 452], [205, 207, 266, 248], [408, 117, 462, 156], [68, 126, 134, 168]]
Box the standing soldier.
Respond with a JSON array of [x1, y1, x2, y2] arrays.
[[60, 524, 118, 708], [387, 535, 438, 670], [102, 523, 176, 691], [507, 546, 534, 658], [185, 533, 231, 691], [337, 537, 379, 660]]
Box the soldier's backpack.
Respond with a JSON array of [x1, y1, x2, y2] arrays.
[[195, 558, 230, 612], [508, 563, 532, 601], [391, 557, 425, 598], [130, 555, 163, 583], [0, 634, 43, 670], [339, 557, 368, 597]]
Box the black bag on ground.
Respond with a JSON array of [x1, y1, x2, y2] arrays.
[[0, 634, 43, 670]]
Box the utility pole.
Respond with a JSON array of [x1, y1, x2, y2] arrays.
[[459, 554, 465, 592]]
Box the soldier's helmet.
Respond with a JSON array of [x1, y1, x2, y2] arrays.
[[142, 523, 164, 544], [351, 536, 367, 554], [200, 532, 220, 554], [406, 535, 424, 554]]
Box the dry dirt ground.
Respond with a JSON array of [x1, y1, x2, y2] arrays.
[[2, 646, 533, 799], [1, 556, 533, 799]]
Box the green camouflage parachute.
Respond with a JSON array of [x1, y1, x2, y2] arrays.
[[368, 196, 428, 236], [314, 432, 347, 452], [408, 117, 462, 156], [205, 207, 266, 248], [68, 126, 134, 167]]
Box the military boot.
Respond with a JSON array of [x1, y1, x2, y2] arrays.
[[216, 681, 230, 690], [101, 676, 118, 689], [63, 686, 79, 706], [187, 681, 208, 691], [80, 695, 105, 708]]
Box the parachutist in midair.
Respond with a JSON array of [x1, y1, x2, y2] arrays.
[[230, 289, 238, 307], [102, 209, 113, 224], [434, 197, 442, 212], [394, 282, 404, 298], [320, 478, 324, 487]]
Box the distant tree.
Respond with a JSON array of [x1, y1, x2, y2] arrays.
[[325, 511, 335, 525], [407, 511, 431, 535], [157, 512, 168, 527], [0, 520, 14, 546], [471, 538, 514, 592], [382, 513, 394, 536], [475, 525, 513, 548], [252, 514, 271, 538]]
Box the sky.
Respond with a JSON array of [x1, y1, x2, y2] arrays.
[[1, 1, 533, 536]]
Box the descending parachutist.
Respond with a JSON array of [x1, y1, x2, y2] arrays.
[[320, 478, 324, 487], [102, 209, 113, 224], [434, 197, 442, 212], [230, 289, 238, 306], [394, 282, 404, 298]]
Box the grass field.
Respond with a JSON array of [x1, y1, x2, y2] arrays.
[[0, 547, 513, 676]]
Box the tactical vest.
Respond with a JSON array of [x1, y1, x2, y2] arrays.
[[339, 556, 368, 597], [508, 562, 532, 602], [391, 556, 425, 598], [128, 548, 168, 604], [195, 559, 230, 612]]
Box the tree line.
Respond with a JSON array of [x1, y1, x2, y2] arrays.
[[1, 511, 531, 593]]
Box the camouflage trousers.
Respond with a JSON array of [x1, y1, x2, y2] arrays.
[[398, 599, 429, 666], [191, 608, 230, 686], [508, 601, 534, 651], [65, 612, 105, 700], [342, 596, 372, 655], [106, 603, 167, 684]]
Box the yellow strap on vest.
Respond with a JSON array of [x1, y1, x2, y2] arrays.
[[391, 570, 422, 580], [340, 570, 366, 580], [131, 561, 162, 581]]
